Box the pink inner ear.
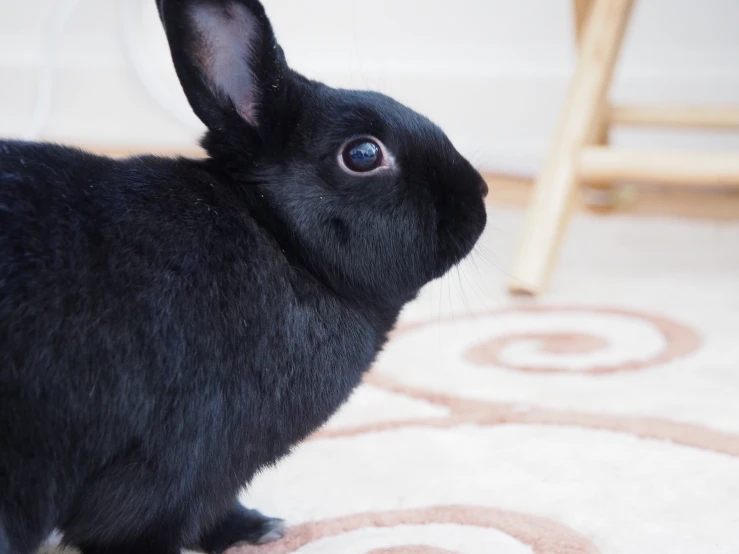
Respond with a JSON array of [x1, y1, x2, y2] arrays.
[[189, 1, 261, 126]]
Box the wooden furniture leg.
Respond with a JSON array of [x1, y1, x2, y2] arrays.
[[507, 0, 634, 295]]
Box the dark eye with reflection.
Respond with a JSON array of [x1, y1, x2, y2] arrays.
[[341, 139, 383, 173]]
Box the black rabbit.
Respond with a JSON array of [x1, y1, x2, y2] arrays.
[[0, 1, 488, 553]]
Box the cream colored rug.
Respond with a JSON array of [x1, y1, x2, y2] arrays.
[[237, 208, 739, 554]]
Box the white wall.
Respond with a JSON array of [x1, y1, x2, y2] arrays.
[[1, 0, 738, 174]]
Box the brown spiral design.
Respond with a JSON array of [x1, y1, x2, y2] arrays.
[[311, 372, 739, 457], [229, 505, 599, 554], [367, 545, 456, 554], [390, 306, 701, 375]]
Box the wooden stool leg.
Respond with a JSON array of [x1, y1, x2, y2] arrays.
[[507, 0, 634, 295], [572, 0, 595, 43]]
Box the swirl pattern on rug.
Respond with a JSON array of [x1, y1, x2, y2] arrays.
[[242, 300, 739, 554]]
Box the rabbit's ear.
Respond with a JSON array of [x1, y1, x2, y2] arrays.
[[157, 0, 287, 133]]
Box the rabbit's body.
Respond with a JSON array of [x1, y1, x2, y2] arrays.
[[0, 1, 487, 553], [1, 140, 381, 548]]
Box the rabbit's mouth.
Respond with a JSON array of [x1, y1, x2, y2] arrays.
[[433, 198, 487, 278], [479, 177, 490, 198]]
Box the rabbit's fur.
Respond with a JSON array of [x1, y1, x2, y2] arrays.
[[0, 1, 488, 553]]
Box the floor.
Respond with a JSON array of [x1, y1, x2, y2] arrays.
[[232, 198, 739, 553]]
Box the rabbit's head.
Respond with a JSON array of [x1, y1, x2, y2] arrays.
[[158, 0, 487, 307]]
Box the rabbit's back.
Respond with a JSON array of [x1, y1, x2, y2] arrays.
[[0, 141, 380, 547]]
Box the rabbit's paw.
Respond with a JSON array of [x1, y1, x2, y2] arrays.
[[199, 504, 286, 552], [236, 516, 286, 546]]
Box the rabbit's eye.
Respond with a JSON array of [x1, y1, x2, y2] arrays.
[[341, 139, 383, 173]]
